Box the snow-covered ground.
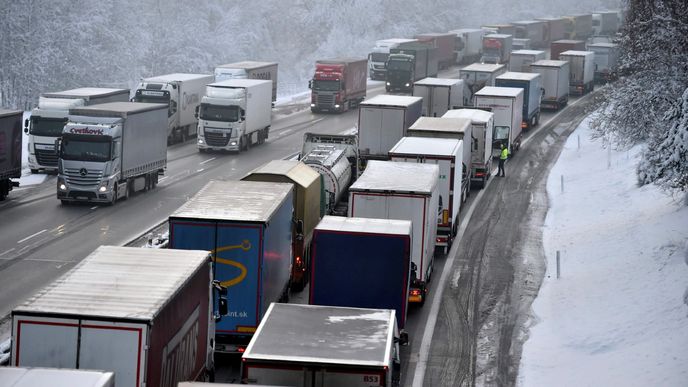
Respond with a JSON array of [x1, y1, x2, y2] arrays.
[[518, 117, 688, 386]]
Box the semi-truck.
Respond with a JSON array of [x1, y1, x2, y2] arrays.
[[57, 102, 167, 205], [536, 17, 567, 42], [450, 28, 485, 64], [196, 79, 272, 152], [443, 109, 495, 188], [562, 14, 593, 40], [587, 43, 620, 83], [368, 39, 418, 81], [481, 24, 516, 35], [168, 180, 293, 353], [413, 77, 469, 117], [406, 116, 473, 203], [24, 88, 129, 173], [474, 86, 524, 156], [357, 95, 423, 164], [310, 216, 412, 328], [132, 73, 213, 143], [550, 39, 586, 62], [509, 50, 547, 72], [11, 246, 218, 387], [512, 20, 547, 48], [242, 160, 323, 291], [213, 61, 278, 102], [496, 72, 543, 129], [480, 34, 513, 64], [512, 38, 531, 51], [349, 160, 439, 305], [0, 367, 114, 387], [530, 60, 570, 110], [241, 303, 404, 386], [415, 32, 456, 69], [310, 58, 367, 113], [592, 11, 619, 36], [389, 136, 464, 252], [0, 109, 22, 201], [559, 50, 595, 95], [459, 63, 507, 103], [386, 42, 439, 93]]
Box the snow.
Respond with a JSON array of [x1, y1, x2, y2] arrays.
[[518, 116, 688, 386]]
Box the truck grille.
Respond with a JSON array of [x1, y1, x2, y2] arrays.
[[35, 149, 58, 167], [64, 168, 104, 187], [204, 129, 230, 147], [317, 94, 335, 106]]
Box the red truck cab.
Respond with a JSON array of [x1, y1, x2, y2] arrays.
[[310, 58, 367, 113]]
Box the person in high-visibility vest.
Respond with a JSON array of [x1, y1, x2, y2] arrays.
[[498, 143, 509, 177]]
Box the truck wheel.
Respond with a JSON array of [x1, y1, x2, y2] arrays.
[[60, 199, 69, 206], [109, 184, 118, 206]]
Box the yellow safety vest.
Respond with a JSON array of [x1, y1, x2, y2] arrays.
[[500, 147, 509, 160]]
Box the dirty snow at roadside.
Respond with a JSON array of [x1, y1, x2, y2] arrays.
[[518, 116, 688, 386]]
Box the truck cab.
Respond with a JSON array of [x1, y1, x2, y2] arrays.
[[385, 54, 415, 92]]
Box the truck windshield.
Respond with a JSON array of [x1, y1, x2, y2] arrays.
[[61, 135, 112, 162], [312, 80, 340, 91], [370, 53, 389, 62], [30, 117, 67, 137], [387, 60, 412, 71], [493, 125, 510, 141], [199, 104, 240, 122]]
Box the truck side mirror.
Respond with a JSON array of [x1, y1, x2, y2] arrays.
[[213, 280, 228, 322], [308, 80, 313, 89], [294, 219, 304, 240], [24, 118, 29, 128], [194, 105, 199, 119], [395, 331, 409, 346], [54, 138, 62, 154]]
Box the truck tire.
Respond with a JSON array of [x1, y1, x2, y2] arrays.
[[60, 199, 69, 206], [109, 184, 118, 206]]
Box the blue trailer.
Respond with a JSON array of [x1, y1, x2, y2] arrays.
[[495, 72, 543, 129], [309, 216, 412, 328], [169, 180, 294, 353]]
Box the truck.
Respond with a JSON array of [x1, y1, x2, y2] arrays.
[[368, 39, 418, 81], [196, 79, 272, 152], [241, 303, 404, 386], [530, 60, 570, 110], [587, 42, 620, 83], [509, 50, 547, 72], [512, 38, 531, 51], [562, 14, 593, 40], [415, 32, 456, 69], [389, 136, 464, 252], [24, 88, 129, 173], [459, 63, 507, 103], [480, 34, 513, 64], [481, 24, 516, 35], [496, 72, 543, 129], [242, 160, 322, 291], [450, 28, 485, 64], [310, 216, 412, 328], [536, 17, 567, 42], [168, 180, 293, 353], [512, 20, 547, 48], [550, 39, 586, 62], [132, 73, 213, 143], [310, 58, 367, 113], [357, 95, 423, 164], [0, 367, 114, 387], [11, 246, 218, 387], [406, 116, 473, 203], [349, 160, 439, 305], [56, 102, 167, 205], [443, 109, 495, 189], [300, 132, 358, 215], [413, 77, 469, 117], [474, 86, 524, 156], [0, 109, 22, 201], [559, 50, 595, 95], [386, 42, 439, 93], [213, 61, 279, 102], [592, 11, 619, 36]]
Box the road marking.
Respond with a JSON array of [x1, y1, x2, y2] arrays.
[[17, 229, 47, 244], [197, 168, 204, 173], [0, 248, 15, 258], [159, 176, 168, 181], [90, 206, 98, 210], [200, 157, 216, 165]]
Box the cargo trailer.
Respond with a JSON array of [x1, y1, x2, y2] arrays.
[[496, 72, 543, 129], [509, 50, 547, 72], [530, 60, 570, 110], [413, 77, 469, 117], [213, 61, 278, 102], [443, 109, 494, 188], [0, 109, 22, 201], [559, 50, 595, 95], [474, 86, 524, 156]]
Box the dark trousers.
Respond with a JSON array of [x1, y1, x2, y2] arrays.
[[498, 158, 506, 176]]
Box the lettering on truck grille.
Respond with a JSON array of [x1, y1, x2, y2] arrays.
[[161, 305, 200, 387]]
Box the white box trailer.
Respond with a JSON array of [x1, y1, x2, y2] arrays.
[[459, 63, 507, 103], [474, 86, 523, 156], [587, 42, 620, 84], [559, 50, 595, 95], [357, 95, 423, 160], [389, 136, 463, 251], [241, 303, 403, 387], [512, 20, 547, 48], [214, 61, 278, 101], [536, 17, 567, 42], [443, 109, 494, 188], [406, 116, 473, 202], [11, 246, 216, 387], [0, 367, 114, 387], [530, 60, 570, 110], [349, 160, 439, 305], [509, 50, 547, 72], [450, 28, 485, 64], [197, 79, 272, 152], [413, 77, 469, 117]]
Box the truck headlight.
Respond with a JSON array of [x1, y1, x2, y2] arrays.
[[310, 103, 316, 107], [386, 82, 391, 86], [230, 141, 237, 146], [59, 183, 67, 191], [99, 185, 107, 192], [198, 138, 204, 144], [335, 104, 340, 109], [405, 83, 410, 87]]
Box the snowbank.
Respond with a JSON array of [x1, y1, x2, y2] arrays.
[[518, 117, 688, 386]]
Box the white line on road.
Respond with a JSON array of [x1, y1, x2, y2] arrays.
[[90, 206, 98, 210], [17, 229, 47, 244], [200, 157, 216, 165], [0, 248, 15, 257], [159, 176, 168, 181], [197, 168, 204, 173]]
